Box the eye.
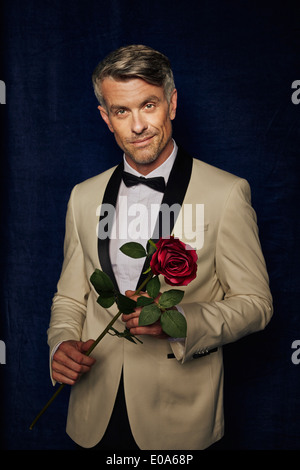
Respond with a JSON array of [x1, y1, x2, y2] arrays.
[[116, 109, 127, 116], [145, 103, 155, 110]]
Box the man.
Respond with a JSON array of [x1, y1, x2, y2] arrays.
[[48, 45, 273, 450]]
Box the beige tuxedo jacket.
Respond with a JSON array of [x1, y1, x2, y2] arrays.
[[48, 148, 273, 449]]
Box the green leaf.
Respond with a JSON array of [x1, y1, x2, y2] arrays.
[[97, 294, 115, 308], [136, 296, 154, 307], [90, 269, 115, 294], [116, 293, 137, 314], [120, 242, 147, 259], [139, 304, 161, 326], [160, 309, 187, 337], [146, 239, 157, 256], [146, 276, 160, 299], [159, 289, 184, 308]]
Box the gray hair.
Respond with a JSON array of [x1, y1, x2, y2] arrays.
[[92, 45, 175, 109]]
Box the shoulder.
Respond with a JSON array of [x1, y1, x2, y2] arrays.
[[76, 166, 118, 193], [191, 158, 239, 183], [66, 165, 118, 213], [69, 166, 117, 201], [191, 157, 249, 191], [188, 158, 251, 208]]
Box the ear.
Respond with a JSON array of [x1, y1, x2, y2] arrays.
[[169, 89, 177, 120], [98, 105, 114, 133]]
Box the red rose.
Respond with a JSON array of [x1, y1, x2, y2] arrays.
[[150, 236, 198, 286]]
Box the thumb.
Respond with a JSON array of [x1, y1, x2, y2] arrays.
[[80, 339, 96, 354], [125, 290, 136, 298]]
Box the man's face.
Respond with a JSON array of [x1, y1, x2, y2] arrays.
[[98, 78, 177, 174]]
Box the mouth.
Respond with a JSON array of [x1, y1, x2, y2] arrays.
[[130, 135, 154, 147]]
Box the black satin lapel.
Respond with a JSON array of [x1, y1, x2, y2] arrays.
[[153, 146, 193, 241], [97, 162, 124, 291], [135, 147, 193, 290]]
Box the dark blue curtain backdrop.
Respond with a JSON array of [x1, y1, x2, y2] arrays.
[[1, 0, 299, 451]]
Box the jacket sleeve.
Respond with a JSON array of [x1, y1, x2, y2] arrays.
[[47, 186, 90, 378], [171, 178, 273, 363]]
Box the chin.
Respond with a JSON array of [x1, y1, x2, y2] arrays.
[[128, 149, 160, 166]]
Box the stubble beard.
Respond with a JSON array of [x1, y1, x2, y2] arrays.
[[123, 133, 172, 167]]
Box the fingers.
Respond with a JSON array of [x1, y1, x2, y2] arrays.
[[125, 290, 136, 298], [123, 290, 169, 339], [125, 290, 161, 303], [122, 312, 168, 339], [122, 309, 141, 327], [122, 290, 145, 322], [127, 320, 168, 339], [123, 290, 168, 339], [52, 340, 96, 385], [125, 289, 147, 303]]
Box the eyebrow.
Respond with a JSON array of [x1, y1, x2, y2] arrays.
[[109, 95, 161, 113]]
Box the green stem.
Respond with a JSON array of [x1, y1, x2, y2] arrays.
[[85, 271, 152, 358], [29, 383, 66, 430], [29, 272, 153, 430]]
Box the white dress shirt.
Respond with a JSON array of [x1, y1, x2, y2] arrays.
[[109, 140, 178, 295]]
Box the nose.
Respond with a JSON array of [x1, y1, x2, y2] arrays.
[[131, 111, 147, 135]]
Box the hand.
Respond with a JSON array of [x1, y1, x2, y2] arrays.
[[52, 339, 96, 385], [121, 290, 168, 339]]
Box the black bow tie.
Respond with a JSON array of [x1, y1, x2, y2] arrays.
[[122, 171, 166, 193]]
